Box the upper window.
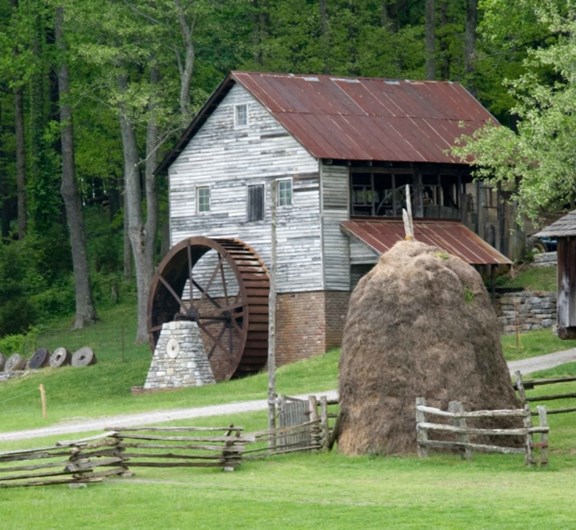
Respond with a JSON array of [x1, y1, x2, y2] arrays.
[[247, 185, 264, 222], [277, 179, 293, 207], [234, 104, 248, 128], [197, 186, 210, 213]]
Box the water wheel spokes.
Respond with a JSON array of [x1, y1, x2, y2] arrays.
[[148, 237, 269, 381]]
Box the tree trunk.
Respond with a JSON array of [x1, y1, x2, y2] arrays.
[[465, 0, 478, 95], [55, 6, 97, 329], [143, 66, 160, 337], [438, 0, 450, 79], [118, 74, 155, 343], [123, 185, 132, 280], [425, 0, 436, 80], [14, 87, 26, 239], [319, 0, 330, 74], [175, 0, 194, 122], [251, 0, 269, 66]]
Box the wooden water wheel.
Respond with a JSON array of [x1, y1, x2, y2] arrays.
[[147, 237, 269, 381]]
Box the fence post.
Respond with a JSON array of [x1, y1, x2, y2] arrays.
[[222, 428, 241, 472], [514, 370, 527, 405], [108, 432, 131, 476], [308, 395, 321, 449], [415, 397, 428, 458], [537, 405, 549, 467], [319, 396, 330, 450], [449, 401, 472, 460], [523, 404, 535, 467]]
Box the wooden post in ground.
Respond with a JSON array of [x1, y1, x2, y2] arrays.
[[523, 404, 535, 467], [537, 405, 549, 467], [39, 384, 47, 419], [308, 395, 320, 448], [268, 180, 278, 444], [320, 395, 330, 450], [415, 397, 428, 458], [514, 370, 527, 405], [449, 400, 472, 460]]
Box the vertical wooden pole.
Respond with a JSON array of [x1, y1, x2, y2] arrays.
[[320, 395, 329, 450], [415, 397, 428, 458], [514, 370, 527, 405], [39, 384, 47, 419], [403, 185, 414, 240], [268, 180, 277, 444], [449, 400, 472, 460], [308, 395, 320, 448], [515, 301, 522, 350], [523, 404, 535, 467], [537, 405, 549, 467]]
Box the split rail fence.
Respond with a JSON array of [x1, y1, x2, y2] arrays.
[[0, 394, 338, 488], [0, 433, 127, 488], [107, 425, 248, 472], [514, 370, 576, 416], [415, 397, 549, 466]]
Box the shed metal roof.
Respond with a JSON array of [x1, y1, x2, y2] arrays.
[[341, 219, 512, 266], [234, 72, 495, 163], [536, 210, 576, 238], [157, 71, 496, 173]]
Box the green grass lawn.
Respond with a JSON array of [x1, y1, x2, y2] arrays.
[[1, 436, 575, 529], [2, 302, 576, 529]]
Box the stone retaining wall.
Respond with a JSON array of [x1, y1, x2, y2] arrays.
[[494, 291, 557, 334]]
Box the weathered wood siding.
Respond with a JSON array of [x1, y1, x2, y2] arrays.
[[350, 239, 379, 265], [168, 84, 323, 293], [320, 164, 351, 291], [557, 237, 576, 338]]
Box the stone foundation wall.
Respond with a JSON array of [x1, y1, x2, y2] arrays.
[[494, 291, 557, 333]]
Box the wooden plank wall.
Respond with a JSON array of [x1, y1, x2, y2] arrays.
[[168, 84, 325, 294], [557, 237, 576, 336], [321, 164, 351, 291]]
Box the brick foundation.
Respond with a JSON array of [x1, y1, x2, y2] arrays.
[[275, 291, 349, 365]]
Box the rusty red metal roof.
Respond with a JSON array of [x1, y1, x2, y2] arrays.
[[156, 71, 497, 174], [341, 219, 511, 265], [232, 71, 496, 163]]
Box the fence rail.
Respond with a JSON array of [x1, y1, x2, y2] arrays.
[[514, 370, 576, 415], [0, 433, 127, 488], [415, 397, 549, 466], [0, 394, 337, 488], [108, 425, 248, 472]]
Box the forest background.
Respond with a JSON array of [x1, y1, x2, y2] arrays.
[[0, 0, 571, 343]]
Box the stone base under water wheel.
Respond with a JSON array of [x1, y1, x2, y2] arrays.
[[144, 320, 215, 390]]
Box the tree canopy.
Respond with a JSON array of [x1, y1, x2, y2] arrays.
[[454, 0, 576, 223], [0, 0, 567, 337]]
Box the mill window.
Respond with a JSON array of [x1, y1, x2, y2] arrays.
[[247, 185, 265, 222], [196, 186, 210, 213], [235, 104, 248, 128], [277, 179, 293, 207]]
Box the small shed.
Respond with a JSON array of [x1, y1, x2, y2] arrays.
[[536, 211, 576, 338]]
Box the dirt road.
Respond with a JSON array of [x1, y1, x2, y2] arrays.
[[1, 349, 574, 443]]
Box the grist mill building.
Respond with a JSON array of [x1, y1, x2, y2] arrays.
[[155, 71, 511, 366]]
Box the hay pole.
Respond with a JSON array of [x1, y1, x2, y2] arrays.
[[402, 184, 414, 240]]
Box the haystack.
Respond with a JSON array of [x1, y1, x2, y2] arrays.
[[337, 240, 519, 455]]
